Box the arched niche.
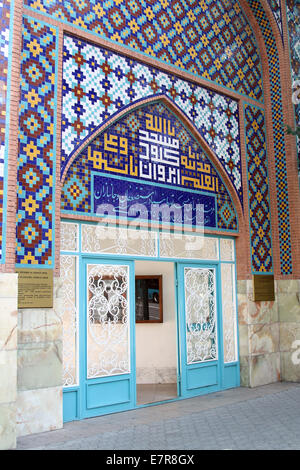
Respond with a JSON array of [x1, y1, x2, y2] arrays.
[[61, 97, 241, 235]]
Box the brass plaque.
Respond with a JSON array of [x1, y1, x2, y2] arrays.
[[16, 269, 53, 308], [253, 274, 275, 301]]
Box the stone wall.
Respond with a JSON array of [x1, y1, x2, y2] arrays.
[[278, 280, 300, 382], [16, 278, 64, 437], [0, 273, 18, 450], [238, 279, 300, 387]]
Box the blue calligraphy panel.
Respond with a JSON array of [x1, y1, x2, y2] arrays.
[[93, 174, 216, 228], [62, 102, 237, 232]]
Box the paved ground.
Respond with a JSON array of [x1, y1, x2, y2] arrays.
[[17, 382, 300, 450]]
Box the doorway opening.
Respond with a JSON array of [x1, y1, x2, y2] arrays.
[[135, 260, 178, 406], [60, 222, 240, 422]]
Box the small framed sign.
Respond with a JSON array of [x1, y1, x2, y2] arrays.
[[135, 275, 163, 323], [253, 274, 275, 302], [16, 269, 53, 309]]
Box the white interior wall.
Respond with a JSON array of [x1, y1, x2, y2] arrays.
[[135, 261, 177, 384]]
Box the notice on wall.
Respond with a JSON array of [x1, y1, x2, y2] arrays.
[[16, 269, 53, 308], [253, 274, 275, 302]]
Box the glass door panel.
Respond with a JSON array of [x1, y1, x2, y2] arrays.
[[81, 259, 135, 418], [184, 267, 217, 364], [87, 264, 130, 378], [178, 263, 220, 398]]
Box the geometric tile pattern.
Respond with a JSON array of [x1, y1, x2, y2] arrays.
[[16, 17, 57, 266], [62, 35, 243, 205], [24, 0, 263, 102], [244, 104, 272, 273], [249, 0, 292, 275], [267, 0, 283, 40], [61, 102, 238, 232], [0, 0, 11, 262], [217, 189, 238, 232], [286, 0, 300, 180]]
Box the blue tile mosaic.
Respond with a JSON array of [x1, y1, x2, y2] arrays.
[[61, 101, 238, 232], [62, 35, 243, 206], [17, 17, 58, 266], [0, 0, 11, 261], [244, 103, 273, 273], [24, 0, 263, 102], [249, 0, 292, 275]]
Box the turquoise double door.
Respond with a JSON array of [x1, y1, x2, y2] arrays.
[[63, 257, 239, 422]]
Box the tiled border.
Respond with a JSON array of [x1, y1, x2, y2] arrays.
[[0, 0, 23, 274], [0, 0, 14, 264], [246, 0, 293, 275], [243, 103, 273, 274], [16, 16, 59, 267]]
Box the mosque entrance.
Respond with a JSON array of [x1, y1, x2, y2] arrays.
[[60, 222, 240, 422]]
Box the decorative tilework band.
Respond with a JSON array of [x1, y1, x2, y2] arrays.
[[249, 0, 292, 275], [0, 0, 12, 262], [244, 104, 273, 273], [17, 17, 57, 266]]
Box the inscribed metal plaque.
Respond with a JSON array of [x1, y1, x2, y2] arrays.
[[17, 269, 53, 308], [253, 274, 275, 301]]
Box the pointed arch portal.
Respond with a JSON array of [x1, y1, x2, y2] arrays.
[[60, 97, 240, 422]]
